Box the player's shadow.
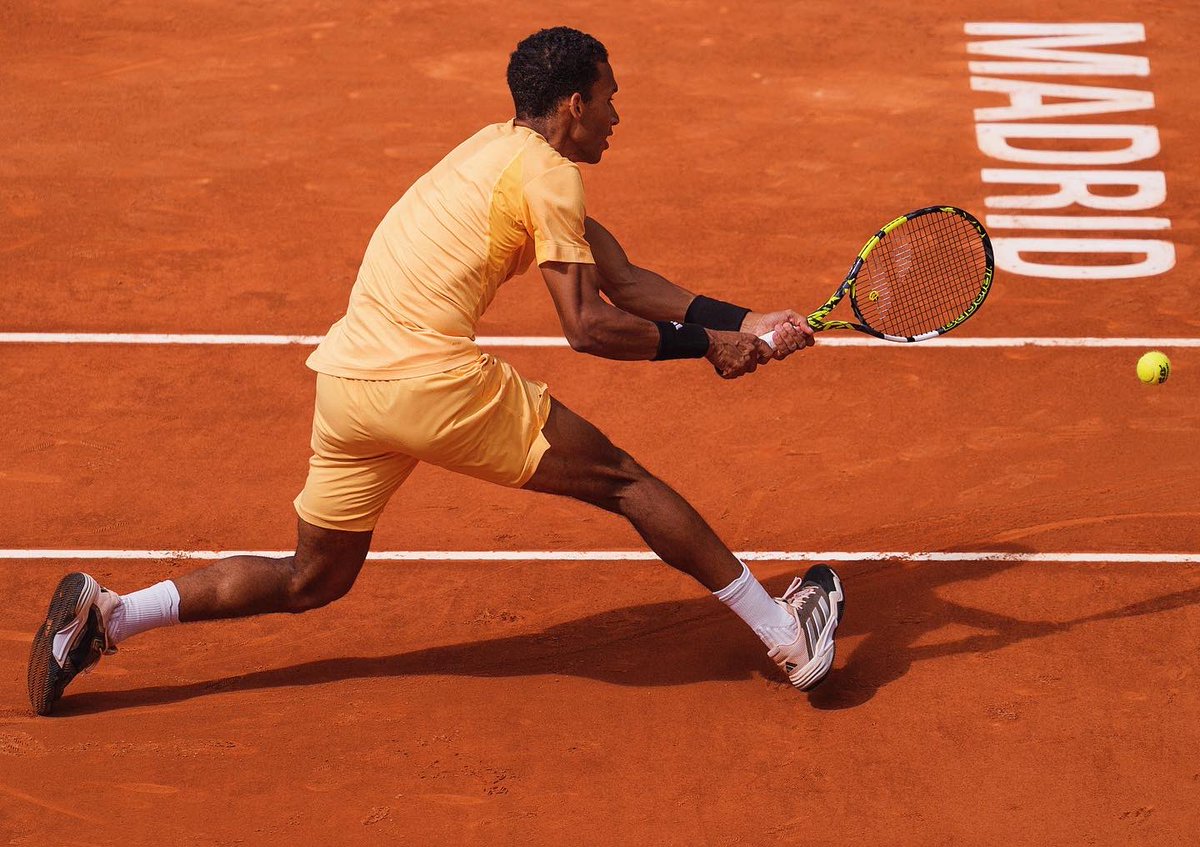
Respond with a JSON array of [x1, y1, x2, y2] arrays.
[[54, 549, 1200, 716]]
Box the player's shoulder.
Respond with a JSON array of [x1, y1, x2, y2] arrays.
[[460, 121, 584, 220], [450, 121, 575, 181]]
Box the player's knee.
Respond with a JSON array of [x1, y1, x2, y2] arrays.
[[283, 557, 361, 613], [284, 572, 351, 612], [614, 449, 648, 485], [592, 449, 652, 512]]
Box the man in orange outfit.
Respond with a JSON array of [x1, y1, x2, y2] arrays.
[[29, 27, 843, 716]]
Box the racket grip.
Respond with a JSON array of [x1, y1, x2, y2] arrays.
[[758, 331, 777, 349]]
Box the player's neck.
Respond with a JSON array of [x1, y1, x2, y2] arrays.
[[513, 116, 580, 162]]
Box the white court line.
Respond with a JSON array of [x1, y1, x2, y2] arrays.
[[1, 332, 1200, 348], [1, 549, 1198, 563], [0, 333, 500, 345]]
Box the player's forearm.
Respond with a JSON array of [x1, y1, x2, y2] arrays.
[[563, 300, 668, 360], [542, 258, 712, 362], [564, 295, 774, 377], [601, 264, 696, 322], [586, 217, 694, 320]]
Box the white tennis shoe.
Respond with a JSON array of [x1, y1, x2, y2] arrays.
[[768, 565, 845, 691]]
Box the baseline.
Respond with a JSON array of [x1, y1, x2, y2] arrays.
[[2, 549, 1198, 563], [2, 332, 1200, 348]]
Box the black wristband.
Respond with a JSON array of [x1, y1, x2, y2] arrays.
[[685, 295, 751, 332], [653, 321, 710, 360]]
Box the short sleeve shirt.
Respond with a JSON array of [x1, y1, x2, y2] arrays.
[[307, 121, 594, 379]]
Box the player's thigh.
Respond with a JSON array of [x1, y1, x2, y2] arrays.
[[294, 373, 420, 532], [522, 397, 644, 505]]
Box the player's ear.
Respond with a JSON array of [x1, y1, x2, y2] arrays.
[[567, 92, 584, 118]]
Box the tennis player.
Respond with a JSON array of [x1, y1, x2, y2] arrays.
[[28, 27, 844, 715]]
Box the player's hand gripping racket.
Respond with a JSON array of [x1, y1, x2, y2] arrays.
[[761, 206, 994, 346]]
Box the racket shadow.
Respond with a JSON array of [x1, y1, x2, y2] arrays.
[[801, 551, 1036, 711], [802, 545, 1200, 711]]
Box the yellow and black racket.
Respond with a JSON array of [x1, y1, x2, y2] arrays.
[[762, 206, 994, 346]]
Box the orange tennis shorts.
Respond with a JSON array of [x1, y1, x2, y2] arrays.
[[294, 354, 551, 532]]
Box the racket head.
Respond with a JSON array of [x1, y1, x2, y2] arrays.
[[845, 206, 994, 342]]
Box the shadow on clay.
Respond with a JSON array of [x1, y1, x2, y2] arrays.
[[52, 549, 1200, 716], [808, 547, 1200, 710]]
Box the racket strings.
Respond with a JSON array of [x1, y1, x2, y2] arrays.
[[853, 212, 988, 338]]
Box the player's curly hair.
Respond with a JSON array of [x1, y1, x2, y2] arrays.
[[506, 27, 609, 120]]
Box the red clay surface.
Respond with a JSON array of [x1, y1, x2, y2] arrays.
[[4, 2, 1200, 845]]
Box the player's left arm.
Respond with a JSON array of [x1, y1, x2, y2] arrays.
[[583, 217, 694, 320], [584, 217, 814, 358]]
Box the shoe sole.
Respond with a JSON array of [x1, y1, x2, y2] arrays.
[[27, 572, 98, 716], [789, 567, 844, 692]]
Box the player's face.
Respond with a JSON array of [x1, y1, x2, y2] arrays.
[[572, 62, 619, 164]]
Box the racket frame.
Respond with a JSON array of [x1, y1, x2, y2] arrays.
[[806, 205, 995, 343]]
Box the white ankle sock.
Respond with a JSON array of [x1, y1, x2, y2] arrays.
[[713, 562, 799, 649], [108, 580, 181, 644]]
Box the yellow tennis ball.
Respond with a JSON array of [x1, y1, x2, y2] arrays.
[[1136, 350, 1170, 385]]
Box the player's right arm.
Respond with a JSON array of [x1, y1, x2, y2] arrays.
[[539, 260, 770, 377]]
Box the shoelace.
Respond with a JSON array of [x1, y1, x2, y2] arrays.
[[784, 584, 819, 607]]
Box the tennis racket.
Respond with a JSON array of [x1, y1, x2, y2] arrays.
[[762, 205, 994, 346]]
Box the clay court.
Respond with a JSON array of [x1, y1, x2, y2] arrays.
[[4, 1, 1199, 844]]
